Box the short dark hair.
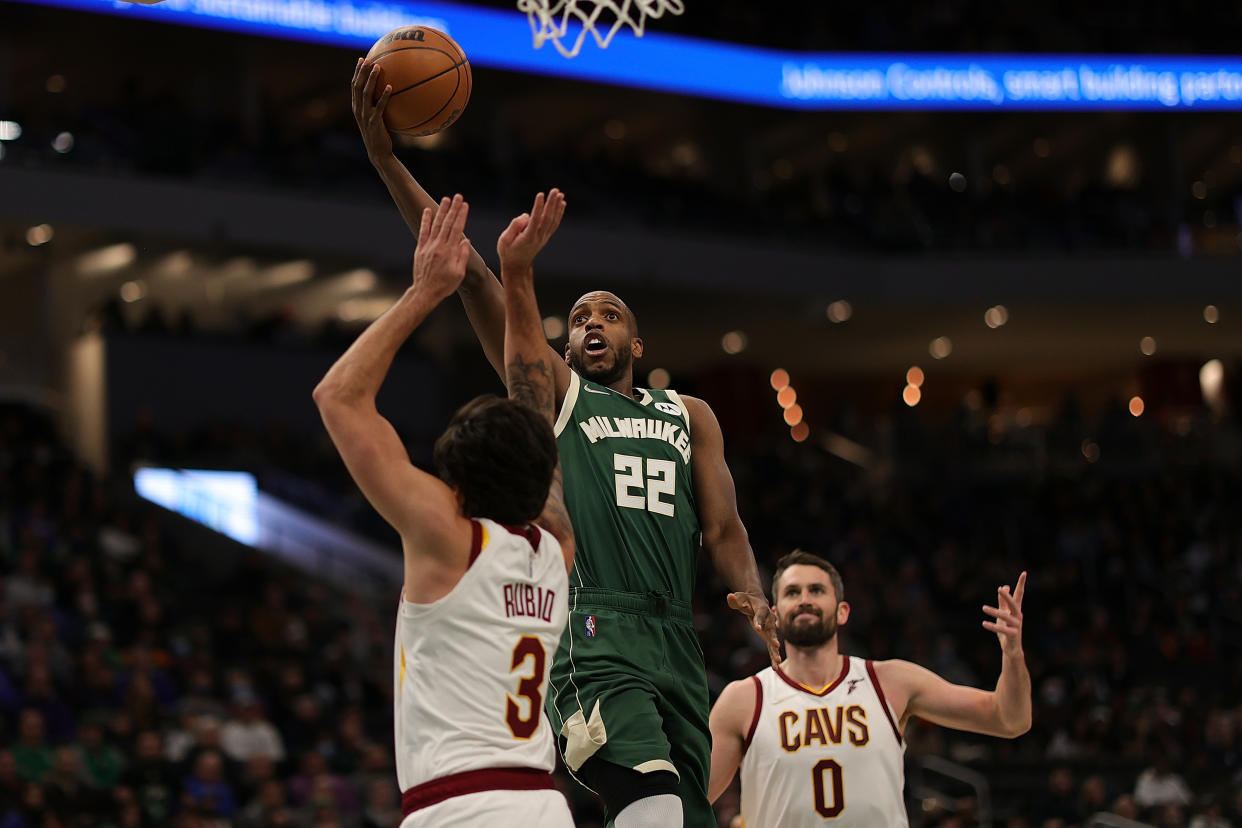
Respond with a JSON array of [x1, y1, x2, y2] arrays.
[[433, 395, 558, 525], [772, 550, 845, 604]]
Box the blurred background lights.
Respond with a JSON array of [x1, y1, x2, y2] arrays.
[[903, 384, 922, 406], [783, 405, 803, 426], [984, 305, 1009, 328], [906, 366, 924, 387], [776, 386, 797, 409], [158, 251, 193, 277], [1129, 396, 1145, 417], [929, 337, 953, 359], [26, 224, 54, 246], [790, 422, 810, 443], [826, 300, 852, 323], [769, 369, 790, 391], [647, 368, 670, 389], [542, 316, 565, 339], [1105, 144, 1139, 188], [51, 131, 74, 153], [77, 243, 136, 274], [1139, 336, 1157, 356], [1200, 360, 1224, 410], [720, 330, 747, 354], [119, 280, 146, 303], [1203, 305, 1219, 324]]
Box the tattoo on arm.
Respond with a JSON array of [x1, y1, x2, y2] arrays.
[[507, 352, 557, 421], [539, 465, 572, 540]]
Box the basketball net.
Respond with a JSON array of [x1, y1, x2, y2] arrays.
[[518, 0, 685, 58]]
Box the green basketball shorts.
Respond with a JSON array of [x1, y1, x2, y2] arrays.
[[545, 587, 713, 827]]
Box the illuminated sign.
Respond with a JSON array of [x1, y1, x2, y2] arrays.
[[9, 0, 1242, 110], [134, 467, 260, 544]]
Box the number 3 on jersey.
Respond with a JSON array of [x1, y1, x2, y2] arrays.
[[506, 636, 546, 740], [613, 453, 676, 516]]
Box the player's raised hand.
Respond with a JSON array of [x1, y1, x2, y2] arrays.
[[412, 195, 471, 303], [727, 591, 782, 669], [982, 571, 1026, 658], [352, 59, 394, 161], [497, 189, 567, 275]]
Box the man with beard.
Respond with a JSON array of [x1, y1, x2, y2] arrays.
[[708, 551, 1032, 827], [351, 59, 779, 828]]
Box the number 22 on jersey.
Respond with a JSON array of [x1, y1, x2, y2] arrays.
[[613, 453, 676, 516]]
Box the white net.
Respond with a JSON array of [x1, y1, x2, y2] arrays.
[[518, 0, 686, 58]]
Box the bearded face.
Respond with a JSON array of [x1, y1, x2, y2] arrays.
[[565, 293, 641, 388], [779, 602, 839, 647], [566, 334, 634, 386], [773, 563, 847, 650]]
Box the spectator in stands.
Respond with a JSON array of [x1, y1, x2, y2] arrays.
[[287, 750, 357, 815], [123, 730, 178, 825], [1189, 800, 1231, 828], [19, 664, 74, 746], [239, 778, 293, 828], [360, 777, 400, 828], [181, 749, 237, 819], [44, 744, 95, 817], [14, 710, 53, 783], [0, 750, 21, 803], [221, 692, 286, 765], [1037, 766, 1081, 824], [76, 720, 125, 790], [1136, 753, 1195, 809], [1077, 774, 1110, 819]]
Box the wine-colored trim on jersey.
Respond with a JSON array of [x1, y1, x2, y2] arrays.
[[400, 766, 556, 816], [501, 522, 543, 550], [742, 674, 763, 753], [865, 660, 902, 745], [773, 656, 851, 697], [468, 519, 485, 566]]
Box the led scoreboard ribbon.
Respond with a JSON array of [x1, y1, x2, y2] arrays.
[[9, 0, 1242, 110]]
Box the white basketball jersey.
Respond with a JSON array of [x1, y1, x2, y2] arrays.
[[393, 518, 569, 792], [739, 657, 908, 828]]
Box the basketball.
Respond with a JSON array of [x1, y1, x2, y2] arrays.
[[366, 26, 471, 136]]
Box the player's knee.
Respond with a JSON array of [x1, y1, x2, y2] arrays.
[[580, 758, 680, 815]]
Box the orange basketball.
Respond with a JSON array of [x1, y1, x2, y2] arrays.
[[366, 26, 471, 136]]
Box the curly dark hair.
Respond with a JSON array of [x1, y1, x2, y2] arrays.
[[433, 395, 558, 525]]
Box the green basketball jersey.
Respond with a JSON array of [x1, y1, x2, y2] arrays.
[[553, 371, 702, 600]]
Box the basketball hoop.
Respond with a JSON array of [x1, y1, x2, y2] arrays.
[[518, 0, 685, 58]]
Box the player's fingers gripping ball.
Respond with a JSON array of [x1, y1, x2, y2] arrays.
[[366, 26, 472, 136]]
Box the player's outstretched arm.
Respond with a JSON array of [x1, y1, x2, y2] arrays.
[[707, 677, 757, 804], [313, 196, 473, 574], [498, 190, 575, 570], [875, 572, 1031, 739], [351, 59, 567, 395], [682, 396, 781, 668]]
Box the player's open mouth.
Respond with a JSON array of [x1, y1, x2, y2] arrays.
[[584, 334, 608, 356]]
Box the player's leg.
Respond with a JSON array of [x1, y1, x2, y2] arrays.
[[546, 601, 686, 825], [655, 621, 715, 827], [577, 757, 683, 827]]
